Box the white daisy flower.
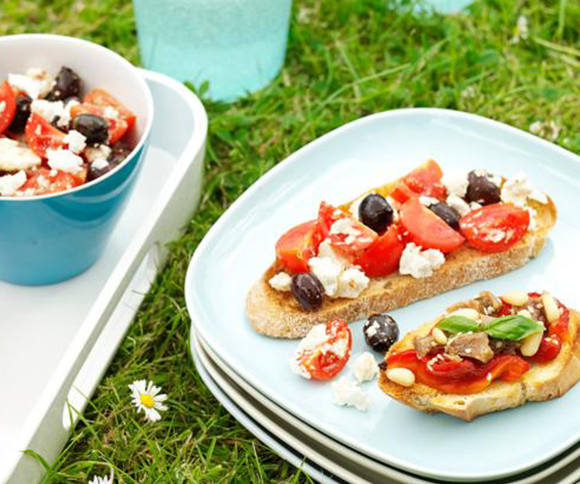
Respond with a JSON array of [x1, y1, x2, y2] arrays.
[[510, 15, 529, 44], [530, 120, 560, 141], [88, 469, 114, 484], [129, 379, 168, 422]]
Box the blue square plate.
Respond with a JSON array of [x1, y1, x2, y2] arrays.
[[185, 108, 580, 482]]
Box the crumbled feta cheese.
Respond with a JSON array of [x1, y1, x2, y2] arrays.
[[0, 170, 27, 196], [446, 194, 471, 216], [473, 169, 502, 187], [0, 138, 41, 171], [330, 218, 361, 245], [104, 106, 119, 119], [501, 172, 548, 207], [419, 196, 439, 207], [399, 243, 445, 279], [317, 238, 350, 265], [91, 157, 110, 170], [308, 256, 343, 297], [46, 148, 84, 173], [482, 229, 506, 243], [365, 320, 380, 338], [470, 202, 482, 211], [31, 99, 74, 129], [84, 144, 112, 163], [527, 206, 538, 231], [331, 376, 370, 412], [63, 130, 87, 154], [8, 68, 54, 99], [386, 196, 399, 221], [336, 268, 369, 298], [0, 101, 5, 113], [352, 352, 378, 383], [442, 174, 468, 198], [269, 272, 292, 292]]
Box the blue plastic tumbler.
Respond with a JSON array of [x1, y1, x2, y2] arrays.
[[133, 0, 293, 102]]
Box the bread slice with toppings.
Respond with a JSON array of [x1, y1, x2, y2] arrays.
[[378, 293, 580, 421], [246, 198, 557, 339]]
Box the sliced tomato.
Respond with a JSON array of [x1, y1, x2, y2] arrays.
[[316, 201, 346, 240], [19, 167, 87, 195], [25, 113, 67, 158], [389, 180, 419, 204], [387, 349, 530, 394], [84, 88, 136, 128], [403, 159, 446, 200], [354, 224, 405, 277], [459, 203, 530, 253], [71, 103, 129, 144], [0, 81, 16, 134], [275, 220, 321, 273], [528, 336, 561, 364], [296, 320, 352, 380], [399, 198, 465, 253]]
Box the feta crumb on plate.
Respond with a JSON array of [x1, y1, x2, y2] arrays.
[[46, 148, 84, 174], [331, 376, 370, 412], [0, 170, 27, 196], [352, 352, 378, 383], [268, 272, 292, 292], [399, 242, 445, 279], [0, 138, 41, 171], [63, 129, 87, 154]]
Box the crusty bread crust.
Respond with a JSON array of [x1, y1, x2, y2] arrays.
[[377, 308, 580, 421], [246, 199, 557, 339]]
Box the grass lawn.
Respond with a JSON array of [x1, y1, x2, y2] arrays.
[[2, 0, 580, 482]]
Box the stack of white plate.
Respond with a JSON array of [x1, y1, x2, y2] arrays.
[[185, 109, 580, 484]]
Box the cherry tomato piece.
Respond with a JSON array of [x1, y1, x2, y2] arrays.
[[403, 159, 446, 200], [399, 198, 465, 253], [0, 81, 17, 134], [275, 220, 321, 273], [84, 88, 136, 128], [25, 113, 67, 158], [354, 224, 404, 277], [297, 320, 352, 380], [19, 167, 87, 196], [459, 203, 530, 253]]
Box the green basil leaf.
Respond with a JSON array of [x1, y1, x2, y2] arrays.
[[483, 315, 544, 341], [438, 316, 480, 334]]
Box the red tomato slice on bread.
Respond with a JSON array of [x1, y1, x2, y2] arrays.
[[403, 159, 446, 200], [400, 198, 465, 253], [459, 203, 529, 253], [84, 88, 136, 128], [295, 320, 352, 380], [0, 81, 16, 134], [25, 113, 67, 158], [354, 224, 404, 277], [275, 220, 321, 273]]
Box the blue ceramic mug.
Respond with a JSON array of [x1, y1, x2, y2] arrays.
[[0, 35, 154, 285]]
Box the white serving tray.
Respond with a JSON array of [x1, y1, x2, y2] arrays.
[[0, 69, 208, 484], [193, 331, 580, 484], [192, 341, 345, 484]]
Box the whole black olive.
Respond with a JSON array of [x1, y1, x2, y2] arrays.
[[465, 171, 501, 205], [363, 314, 399, 354], [358, 193, 394, 234], [72, 114, 109, 144], [429, 202, 461, 229], [8, 94, 32, 133], [46, 66, 81, 101], [291, 273, 325, 311]]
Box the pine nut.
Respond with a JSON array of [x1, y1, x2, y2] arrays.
[[432, 327, 447, 345], [520, 331, 544, 357], [501, 290, 529, 306], [386, 368, 415, 387], [450, 308, 480, 320], [542, 292, 560, 323]]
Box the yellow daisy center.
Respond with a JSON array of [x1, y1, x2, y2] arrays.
[[140, 394, 155, 408]]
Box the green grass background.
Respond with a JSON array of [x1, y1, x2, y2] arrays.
[[1, 0, 580, 482]]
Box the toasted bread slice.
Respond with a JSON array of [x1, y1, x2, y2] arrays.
[[378, 308, 580, 421], [247, 199, 557, 339]]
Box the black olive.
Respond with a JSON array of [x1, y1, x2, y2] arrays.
[[109, 142, 132, 164], [291, 273, 324, 311], [8, 94, 32, 133], [363, 314, 399, 354], [46, 66, 81, 101], [465, 171, 501, 205], [429, 202, 461, 229], [72, 114, 109, 144], [358, 193, 394, 233]]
